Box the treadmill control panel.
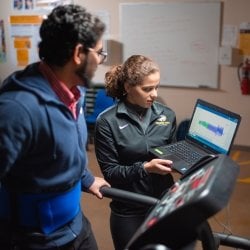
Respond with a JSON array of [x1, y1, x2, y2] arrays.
[[126, 154, 239, 250]]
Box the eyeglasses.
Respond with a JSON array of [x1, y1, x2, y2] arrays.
[[87, 48, 108, 64]]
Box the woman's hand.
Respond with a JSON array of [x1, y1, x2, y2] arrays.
[[143, 158, 173, 175]]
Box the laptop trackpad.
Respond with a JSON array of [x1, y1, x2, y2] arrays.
[[164, 154, 189, 174]]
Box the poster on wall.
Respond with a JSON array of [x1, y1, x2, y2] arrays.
[[0, 20, 7, 63], [239, 22, 250, 56], [10, 0, 74, 67], [35, 0, 73, 11], [12, 0, 73, 11], [13, 0, 34, 10], [221, 25, 238, 47], [9, 6, 109, 68], [9, 15, 43, 66]]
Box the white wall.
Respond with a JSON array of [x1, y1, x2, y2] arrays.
[[0, 0, 249, 147]]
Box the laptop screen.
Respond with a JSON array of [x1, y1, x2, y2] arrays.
[[187, 99, 241, 155]]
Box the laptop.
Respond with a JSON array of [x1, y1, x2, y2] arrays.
[[150, 99, 241, 174]]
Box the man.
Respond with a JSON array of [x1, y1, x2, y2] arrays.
[[0, 4, 109, 250]]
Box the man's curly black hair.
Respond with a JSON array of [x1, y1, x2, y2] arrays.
[[38, 4, 105, 66]]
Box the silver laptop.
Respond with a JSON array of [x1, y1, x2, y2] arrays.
[[150, 99, 241, 174]]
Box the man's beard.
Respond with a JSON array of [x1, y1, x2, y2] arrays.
[[75, 58, 93, 88]]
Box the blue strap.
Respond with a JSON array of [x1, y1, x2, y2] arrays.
[[0, 181, 81, 235]]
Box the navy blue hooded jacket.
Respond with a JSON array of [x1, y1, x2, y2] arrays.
[[0, 62, 94, 247]]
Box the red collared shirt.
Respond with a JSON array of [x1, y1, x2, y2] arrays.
[[39, 62, 80, 119]]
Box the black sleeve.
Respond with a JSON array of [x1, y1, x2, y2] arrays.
[[94, 117, 148, 186]]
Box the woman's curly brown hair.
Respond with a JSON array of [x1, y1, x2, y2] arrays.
[[105, 55, 159, 100]]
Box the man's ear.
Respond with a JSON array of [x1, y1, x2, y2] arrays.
[[73, 44, 85, 65]]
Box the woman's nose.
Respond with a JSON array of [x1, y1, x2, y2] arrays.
[[151, 88, 158, 98]]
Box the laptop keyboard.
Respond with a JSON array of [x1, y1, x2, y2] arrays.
[[164, 141, 204, 165]]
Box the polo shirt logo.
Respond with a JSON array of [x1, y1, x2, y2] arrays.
[[155, 115, 170, 126]]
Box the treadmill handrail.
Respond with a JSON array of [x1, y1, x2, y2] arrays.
[[214, 232, 250, 249], [100, 186, 159, 207]]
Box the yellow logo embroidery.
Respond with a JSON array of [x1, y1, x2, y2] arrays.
[[155, 115, 170, 125]]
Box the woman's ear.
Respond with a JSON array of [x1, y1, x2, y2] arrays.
[[124, 82, 130, 93], [73, 44, 85, 65]]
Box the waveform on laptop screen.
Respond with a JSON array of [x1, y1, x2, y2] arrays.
[[198, 120, 224, 136]]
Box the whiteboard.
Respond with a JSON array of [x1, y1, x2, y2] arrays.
[[120, 2, 221, 88]]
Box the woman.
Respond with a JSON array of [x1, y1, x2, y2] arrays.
[[94, 55, 177, 250]]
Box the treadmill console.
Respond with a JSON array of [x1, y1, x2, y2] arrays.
[[126, 154, 239, 250]]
